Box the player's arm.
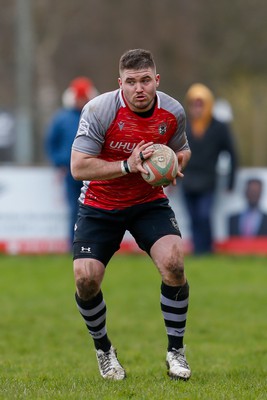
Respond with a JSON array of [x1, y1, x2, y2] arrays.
[[167, 103, 191, 180], [176, 148, 191, 178], [71, 140, 154, 181], [165, 148, 191, 186], [71, 150, 124, 180]]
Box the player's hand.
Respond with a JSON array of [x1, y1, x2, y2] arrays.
[[169, 178, 177, 186], [127, 140, 154, 174], [175, 151, 188, 179], [176, 149, 191, 179]]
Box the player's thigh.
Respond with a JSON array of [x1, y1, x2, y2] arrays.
[[129, 199, 181, 254], [73, 205, 126, 266]]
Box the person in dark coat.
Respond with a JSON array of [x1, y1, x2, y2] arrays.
[[182, 83, 238, 254]]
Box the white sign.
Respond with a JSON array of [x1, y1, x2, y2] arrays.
[[0, 167, 69, 254], [1, 166, 267, 254]]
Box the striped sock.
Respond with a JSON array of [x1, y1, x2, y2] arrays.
[[75, 291, 111, 352], [160, 281, 189, 351]]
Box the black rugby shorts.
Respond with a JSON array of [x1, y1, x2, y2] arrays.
[[73, 198, 181, 266]]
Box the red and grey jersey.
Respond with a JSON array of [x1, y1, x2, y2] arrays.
[[72, 89, 189, 210]]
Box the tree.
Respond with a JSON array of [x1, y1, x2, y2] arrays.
[[1, 0, 267, 165]]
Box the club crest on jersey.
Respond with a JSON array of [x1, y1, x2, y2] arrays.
[[158, 123, 167, 135]]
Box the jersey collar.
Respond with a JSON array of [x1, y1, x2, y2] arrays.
[[119, 89, 160, 109]]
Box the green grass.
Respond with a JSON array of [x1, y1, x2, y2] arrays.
[[0, 253, 266, 399]]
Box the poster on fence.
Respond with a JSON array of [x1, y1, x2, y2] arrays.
[[0, 166, 69, 254], [211, 167, 267, 254], [168, 167, 267, 254], [0, 166, 267, 255]]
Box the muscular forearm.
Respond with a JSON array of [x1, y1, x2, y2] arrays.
[[71, 150, 126, 181], [71, 141, 154, 181]]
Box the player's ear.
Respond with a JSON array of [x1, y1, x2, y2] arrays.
[[118, 77, 122, 88], [156, 74, 160, 87]]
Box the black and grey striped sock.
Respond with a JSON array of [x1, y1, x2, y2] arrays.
[[75, 291, 111, 352], [160, 281, 189, 351]]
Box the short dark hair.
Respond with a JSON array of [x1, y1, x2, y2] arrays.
[[119, 49, 156, 73]]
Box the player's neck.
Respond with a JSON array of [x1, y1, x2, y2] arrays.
[[134, 98, 156, 118]]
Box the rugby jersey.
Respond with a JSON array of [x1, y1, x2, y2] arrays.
[[72, 89, 189, 210]]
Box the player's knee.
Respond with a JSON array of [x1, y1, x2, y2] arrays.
[[76, 276, 100, 300], [74, 259, 104, 300], [166, 262, 185, 282], [162, 251, 185, 284]]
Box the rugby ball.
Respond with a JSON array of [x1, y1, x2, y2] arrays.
[[141, 144, 178, 186]]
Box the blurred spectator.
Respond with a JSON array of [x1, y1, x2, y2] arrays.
[[228, 178, 267, 237], [45, 77, 99, 249], [0, 110, 15, 163], [182, 83, 238, 254], [213, 98, 233, 124]]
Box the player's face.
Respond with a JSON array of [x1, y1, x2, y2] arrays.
[[118, 68, 160, 112]]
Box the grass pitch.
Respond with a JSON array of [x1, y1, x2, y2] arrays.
[[0, 252, 266, 399]]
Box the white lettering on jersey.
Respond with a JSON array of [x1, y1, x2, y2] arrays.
[[110, 141, 137, 153]]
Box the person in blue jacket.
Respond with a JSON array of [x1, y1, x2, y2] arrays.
[[45, 77, 98, 249]]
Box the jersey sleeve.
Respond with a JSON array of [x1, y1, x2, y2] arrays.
[[167, 106, 190, 153], [157, 91, 190, 153], [72, 90, 120, 156], [72, 104, 105, 156]]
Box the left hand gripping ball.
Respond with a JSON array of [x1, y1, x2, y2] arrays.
[[141, 144, 178, 186]]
